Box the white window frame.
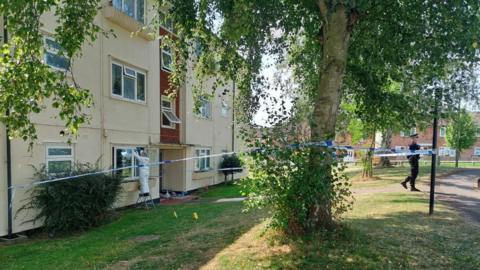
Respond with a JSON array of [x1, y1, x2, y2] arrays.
[[410, 127, 417, 136], [440, 127, 446, 138], [111, 61, 147, 103], [43, 36, 70, 71], [196, 98, 212, 119], [112, 0, 145, 24], [195, 148, 211, 172], [161, 47, 173, 72], [113, 146, 145, 180], [45, 144, 74, 174], [475, 147, 480, 156], [161, 95, 181, 129], [159, 10, 175, 33], [221, 100, 230, 118]]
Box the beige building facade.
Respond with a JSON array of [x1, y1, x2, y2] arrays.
[[1, 1, 239, 237]]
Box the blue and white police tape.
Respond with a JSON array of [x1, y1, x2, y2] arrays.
[[6, 141, 436, 210]]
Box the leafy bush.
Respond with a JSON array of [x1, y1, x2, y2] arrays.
[[219, 154, 243, 172], [243, 142, 353, 235], [19, 162, 123, 236]]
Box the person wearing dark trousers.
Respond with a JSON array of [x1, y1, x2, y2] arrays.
[[401, 134, 421, 192]]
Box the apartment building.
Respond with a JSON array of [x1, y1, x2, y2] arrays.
[[1, 1, 237, 237], [157, 7, 236, 193], [391, 112, 480, 161]]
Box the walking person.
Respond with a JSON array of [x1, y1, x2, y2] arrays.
[[401, 134, 421, 192]]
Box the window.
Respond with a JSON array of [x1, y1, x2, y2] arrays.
[[111, 62, 146, 102], [44, 37, 70, 71], [440, 127, 446, 137], [476, 127, 480, 137], [475, 147, 480, 156], [395, 146, 406, 151], [46, 145, 73, 174], [400, 128, 416, 137], [439, 147, 456, 157], [221, 100, 230, 117], [159, 11, 175, 33], [113, 146, 145, 179], [112, 0, 145, 23], [161, 96, 181, 128], [161, 47, 173, 72], [197, 98, 212, 119], [195, 148, 211, 171]]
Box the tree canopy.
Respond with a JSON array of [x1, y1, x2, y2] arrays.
[[446, 110, 477, 167], [0, 1, 104, 145]]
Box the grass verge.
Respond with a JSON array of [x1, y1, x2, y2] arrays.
[[203, 192, 480, 270], [0, 202, 264, 270]]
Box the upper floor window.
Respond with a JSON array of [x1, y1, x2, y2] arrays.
[[46, 145, 73, 174], [112, 0, 145, 24], [196, 98, 212, 119], [400, 127, 416, 137], [44, 36, 70, 71], [161, 96, 181, 128], [112, 62, 146, 102], [159, 11, 175, 33], [439, 127, 446, 137], [161, 47, 173, 72]]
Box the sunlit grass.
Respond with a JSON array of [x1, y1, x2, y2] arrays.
[[205, 193, 480, 269]]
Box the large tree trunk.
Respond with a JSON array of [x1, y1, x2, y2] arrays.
[[308, 2, 352, 231], [380, 129, 393, 167]]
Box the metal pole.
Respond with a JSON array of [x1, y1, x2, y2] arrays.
[[231, 79, 235, 152], [429, 88, 439, 215], [3, 16, 13, 238]]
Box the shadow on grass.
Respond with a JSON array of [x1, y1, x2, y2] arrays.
[[249, 210, 480, 270], [0, 202, 265, 270]]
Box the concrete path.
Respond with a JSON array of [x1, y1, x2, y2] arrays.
[[435, 169, 480, 224]]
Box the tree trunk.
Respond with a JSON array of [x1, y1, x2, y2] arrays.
[[455, 149, 460, 168], [380, 129, 393, 167], [308, 2, 352, 231], [362, 132, 375, 178]]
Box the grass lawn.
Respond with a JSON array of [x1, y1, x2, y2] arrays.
[[196, 182, 243, 199], [0, 202, 265, 270], [349, 163, 467, 189], [203, 192, 480, 269], [2, 167, 480, 269]]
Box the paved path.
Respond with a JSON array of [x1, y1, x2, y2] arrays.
[[435, 169, 480, 224]]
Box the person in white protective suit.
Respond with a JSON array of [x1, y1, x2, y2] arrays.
[[133, 149, 150, 195]]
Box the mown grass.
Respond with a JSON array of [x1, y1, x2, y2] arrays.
[[2, 167, 479, 269], [197, 182, 244, 199], [0, 202, 265, 270], [204, 192, 480, 270], [349, 163, 464, 189]]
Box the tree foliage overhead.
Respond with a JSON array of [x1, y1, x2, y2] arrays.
[[161, 0, 480, 232], [446, 110, 477, 160], [0, 0, 104, 144]]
